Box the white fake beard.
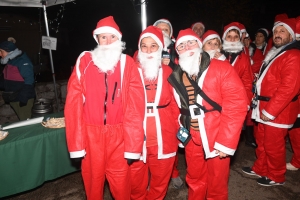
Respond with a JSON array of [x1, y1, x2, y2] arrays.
[[205, 49, 220, 59], [138, 49, 162, 81], [179, 48, 202, 77], [162, 31, 172, 49], [91, 40, 124, 73], [222, 40, 244, 53]]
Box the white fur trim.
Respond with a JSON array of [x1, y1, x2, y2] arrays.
[[273, 22, 295, 40], [120, 54, 126, 90], [262, 109, 275, 120], [296, 33, 300, 38], [124, 152, 141, 159], [222, 26, 241, 40], [153, 19, 173, 38], [214, 142, 236, 156], [93, 26, 122, 44], [138, 32, 163, 50], [176, 35, 202, 50], [217, 54, 226, 61], [202, 34, 220, 46], [70, 150, 86, 158]]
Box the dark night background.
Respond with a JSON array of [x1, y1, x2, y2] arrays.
[[0, 0, 299, 81]]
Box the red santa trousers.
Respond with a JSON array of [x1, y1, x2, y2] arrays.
[[130, 145, 175, 200], [81, 124, 130, 200], [185, 129, 230, 200], [289, 127, 300, 168], [171, 153, 180, 178], [252, 123, 288, 182]]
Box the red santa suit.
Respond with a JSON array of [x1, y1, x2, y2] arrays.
[[251, 20, 300, 182], [169, 29, 248, 200], [64, 16, 145, 200], [129, 26, 180, 200]]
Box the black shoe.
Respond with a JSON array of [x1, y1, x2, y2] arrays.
[[245, 141, 257, 148], [257, 176, 285, 186], [241, 167, 261, 177]]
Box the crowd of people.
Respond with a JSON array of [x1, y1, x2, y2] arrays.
[[63, 13, 300, 200]]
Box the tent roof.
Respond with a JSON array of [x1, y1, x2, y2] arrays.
[[0, 0, 73, 7]]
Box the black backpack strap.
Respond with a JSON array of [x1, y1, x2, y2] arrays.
[[187, 75, 222, 113]]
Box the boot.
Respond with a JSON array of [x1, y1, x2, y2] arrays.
[[245, 126, 257, 148]]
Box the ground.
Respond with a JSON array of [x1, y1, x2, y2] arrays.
[[3, 132, 300, 200]]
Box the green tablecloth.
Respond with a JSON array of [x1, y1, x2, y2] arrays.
[[0, 112, 80, 198]]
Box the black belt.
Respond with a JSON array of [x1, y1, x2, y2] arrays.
[[257, 95, 298, 102], [147, 103, 169, 109]]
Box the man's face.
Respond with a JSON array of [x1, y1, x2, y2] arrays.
[[241, 32, 246, 41], [156, 23, 171, 37], [255, 32, 265, 46], [177, 40, 200, 55], [273, 25, 293, 48], [225, 30, 240, 42], [243, 38, 250, 48], [97, 33, 118, 45], [192, 24, 205, 38], [0, 49, 8, 58], [140, 37, 159, 55], [203, 38, 220, 51]]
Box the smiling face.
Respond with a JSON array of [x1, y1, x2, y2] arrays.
[[192, 24, 205, 38], [203, 38, 221, 51], [97, 33, 119, 45], [273, 25, 293, 48], [140, 37, 159, 55]]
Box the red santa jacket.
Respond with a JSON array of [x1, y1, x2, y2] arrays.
[[231, 51, 254, 104], [170, 58, 248, 158], [252, 43, 300, 128], [65, 52, 145, 159], [137, 65, 180, 161]]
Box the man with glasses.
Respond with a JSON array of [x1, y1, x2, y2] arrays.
[[168, 28, 248, 199]]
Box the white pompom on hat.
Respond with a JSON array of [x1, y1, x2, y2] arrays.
[[138, 25, 164, 50], [222, 22, 242, 40], [273, 18, 296, 40], [93, 16, 122, 44], [202, 30, 221, 46]]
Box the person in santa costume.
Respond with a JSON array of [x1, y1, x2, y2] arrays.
[[64, 16, 145, 199], [242, 18, 300, 186], [254, 28, 270, 56], [202, 30, 226, 60], [168, 28, 248, 199], [286, 16, 300, 172], [129, 25, 180, 200], [191, 21, 205, 38]]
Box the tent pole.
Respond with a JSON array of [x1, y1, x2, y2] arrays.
[[141, 0, 147, 31], [42, 1, 60, 112]]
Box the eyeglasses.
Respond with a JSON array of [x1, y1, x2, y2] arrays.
[[176, 40, 197, 51]]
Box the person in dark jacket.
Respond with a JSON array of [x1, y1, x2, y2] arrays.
[[0, 40, 35, 120]]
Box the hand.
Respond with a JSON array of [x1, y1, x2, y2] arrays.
[[162, 58, 170, 65], [19, 101, 27, 107], [213, 52, 222, 59], [260, 113, 271, 122], [215, 150, 228, 158], [126, 158, 137, 165]]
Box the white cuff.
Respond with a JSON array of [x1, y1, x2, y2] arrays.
[[124, 152, 141, 159], [214, 142, 236, 156], [262, 109, 275, 120], [70, 150, 86, 158]]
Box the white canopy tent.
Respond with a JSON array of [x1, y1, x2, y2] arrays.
[[0, 0, 74, 112]]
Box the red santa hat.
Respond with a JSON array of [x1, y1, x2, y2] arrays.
[[93, 16, 122, 44], [138, 25, 164, 50], [175, 28, 202, 53], [191, 22, 205, 30], [237, 22, 247, 33], [274, 13, 288, 25], [296, 16, 300, 38], [273, 18, 296, 40], [222, 22, 242, 40], [202, 30, 221, 45], [153, 18, 173, 38]]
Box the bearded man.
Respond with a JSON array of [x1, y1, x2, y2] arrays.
[[243, 18, 300, 186], [168, 28, 248, 200], [129, 26, 180, 200], [64, 16, 145, 199]]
